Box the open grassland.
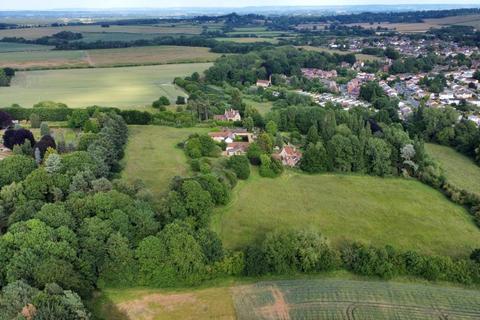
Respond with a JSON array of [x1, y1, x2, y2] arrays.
[[426, 143, 480, 196], [94, 285, 236, 320], [211, 171, 480, 257], [122, 126, 211, 198], [0, 42, 53, 52], [234, 279, 480, 320], [0, 46, 219, 69], [297, 46, 381, 62], [0, 63, 211, 108]]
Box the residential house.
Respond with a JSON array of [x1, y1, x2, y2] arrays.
[[213, 109, 242, 122], [274, 145, 302, 167], [256, 77, 271, 88]]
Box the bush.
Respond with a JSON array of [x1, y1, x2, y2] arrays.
[[2, 128, 36, 150], [29, 113, 41, 128], [152, 96, 171, 108], [227, 155, 250, 179], [259, 154, 283, 178], [0, 110, 13, 129], [67, 110, 89, 128], [176, 96, 186, 105]]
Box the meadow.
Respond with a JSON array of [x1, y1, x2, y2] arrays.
[[215, 37, 279, 43], [0, 46, 220, 69], [426, 143, 480, 195], [211, 171, 480, 257], [122, 126, 211, 198], [0, 42, 53, 52], [0, 63, 212, 108]]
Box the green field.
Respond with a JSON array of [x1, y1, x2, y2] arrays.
[[244, 98, 274, 115], [234, 279, 480, 319], [0, 63, 212, 108], [0, 42, 53, 52], [212, 171, 480, 257], [122, 126, 210, 198], [215, 37, 279, 43], [298, 46, 382, 61], [0, 46, 219, 69], [426, 143, 480, 195]]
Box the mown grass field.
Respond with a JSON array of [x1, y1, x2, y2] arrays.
[[0, 63, 211, 108], [426, 143, 480, 195], [234, 279, 480, 319], [211, 171, 480, 257], [244, 98, 274, 115], [94, 277, 480, 320], [122, 126, 211, 198], [0, 46, 219, 69]]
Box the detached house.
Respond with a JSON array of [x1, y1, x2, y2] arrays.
[[213, 109, 242, 122], [274, 145, 302, 167]]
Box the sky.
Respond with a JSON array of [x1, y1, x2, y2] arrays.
[[1, 0, 479, 10]]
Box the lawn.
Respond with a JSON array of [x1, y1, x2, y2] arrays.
[[0, 63, 212, 108], [426, 143, 480, 195], [122, 126, 210, 198], [94, 276, 480, 320], [211, 171, 480, 257]]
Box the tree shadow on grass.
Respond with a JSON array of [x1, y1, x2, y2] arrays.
[[90, 292, 130, 320]]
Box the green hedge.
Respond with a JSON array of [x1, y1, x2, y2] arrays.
[[1, 107, 73, 121]]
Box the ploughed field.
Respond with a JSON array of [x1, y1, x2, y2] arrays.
[[212, 171, 480, 257], [0, 63, 212, 108]]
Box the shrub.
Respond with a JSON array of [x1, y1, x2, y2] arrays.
[[29, 113, 41, 128], [0, 155, 37, 188], [0, 110, 13, 129], [152, 96, 171, 108], [176, 96, 186, 105], [2, 128, 36, 150]]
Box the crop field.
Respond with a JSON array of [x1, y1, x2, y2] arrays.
[[211, 171, 480, 257], [0, 46, 219, 69], [234, 279, 480, 320], [0, 63, 212, 108], [122, 126, 211, 199], [0, 42, 53, 52], [0, 24, 203, 40], [426, 143, 480, 196], [85, 46, 220, 67], [0, 50, 88, 69]]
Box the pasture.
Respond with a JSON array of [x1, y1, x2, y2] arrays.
[[0, 63, 212, 108], [215, 37, 279, 43], [122, 126, 211, 198], [234, 279, 480, 319], [426, 143, 480, 195], [0, 46, 219, 69], [211, 171, 480, 257]]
